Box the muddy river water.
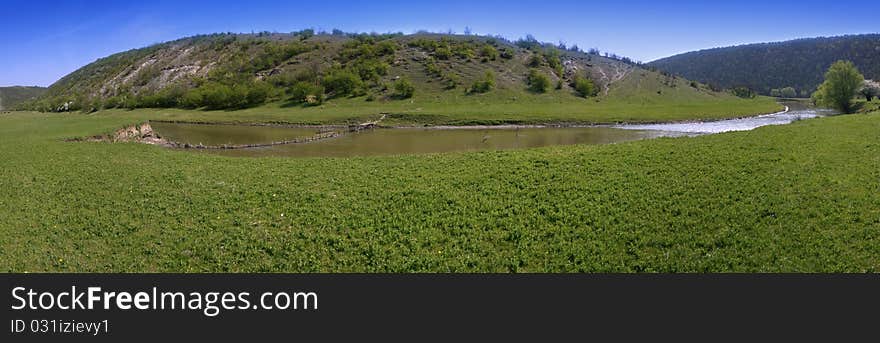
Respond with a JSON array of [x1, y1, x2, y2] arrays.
[[151, 101, 831, 158]]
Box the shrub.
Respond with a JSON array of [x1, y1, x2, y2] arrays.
[[323, 71, 362, 97], [527, 69, 550, 93], [479, 45, 498, 61], [351, 59, 389, 82], [731, 86, 756, 98], [244, 81, 272, 107], [444, 73, 461, 90], [780, 87, 797, 98], [392, 78, 415, 99], [527, 55, 543, 67], [571, 75, 598, 97], [290, 82, 324, 104], [469, 71, 496, 94], [499, 48, 514, 60], [434, 46, 452, 60]]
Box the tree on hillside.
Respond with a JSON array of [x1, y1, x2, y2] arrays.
[[812, 60, 864, 113], [469, 71, 495, 94], [392, 78, 415, 99], [571, 75, 598, 98], [527, 69, 550, 93]]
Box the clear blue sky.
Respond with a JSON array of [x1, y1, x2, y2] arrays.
[[2, 0, 878, 87]]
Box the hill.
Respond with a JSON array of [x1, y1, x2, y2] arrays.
[[17, 30, 777, 122], [648, 34, 880, 96], [0, 86, 46, 110]]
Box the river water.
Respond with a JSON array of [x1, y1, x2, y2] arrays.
[[152, 101, 831, 158]]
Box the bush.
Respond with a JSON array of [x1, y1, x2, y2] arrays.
[[244, 81, 272, 107], [499, 48, 514, 60], [323, 71, 362, 97], [527, 69, 550, 93], [392, 78, 415, 99], [572, 75, 597, 97], [469, 71, 495, 94], [479, 45, 498, 61], [290, 82, 324, 105], [434, 46, 452, 60], [444, 73, 461, 90], [731, 86, 756, 98], [527, 55, 543, 68], [780, 87, 797, 98], [351, 59, 389, 82]]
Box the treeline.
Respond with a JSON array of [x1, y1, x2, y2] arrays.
[[649, 34, 880, 96]]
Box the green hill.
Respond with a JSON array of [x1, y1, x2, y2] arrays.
[[0, 86, 46, 110], [18, 31, 777, 123], [648, 34, 880, 96]]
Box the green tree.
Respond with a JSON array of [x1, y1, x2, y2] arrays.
[[469, 71, 496, 94], [290, 82, 325, 105], [780, 87, 797, 98], [571, 75, 598, 98], [527, 69, 550, 93], [812, 60, 864, 113], [731, 87, 756, 98], [392, 78, 415, 99], [323, 71, 362, 97]]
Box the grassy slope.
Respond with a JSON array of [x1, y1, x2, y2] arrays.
[[88, 92, 781, 126], [1, 110, 877, 272]]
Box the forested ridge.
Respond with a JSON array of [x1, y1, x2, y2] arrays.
[[649, 34, 880, 96]]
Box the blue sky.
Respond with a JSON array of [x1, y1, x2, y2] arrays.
[[2, 0, 878, 87]]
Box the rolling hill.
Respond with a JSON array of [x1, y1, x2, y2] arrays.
[[0, 86, 46, 110], [649, 34, 880, 96], [19, 30, 768, 120]]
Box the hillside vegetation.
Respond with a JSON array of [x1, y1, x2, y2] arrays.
[[649, 34, 880, 96], [16, 31, 778, 121], [0, 86, 46, 110]]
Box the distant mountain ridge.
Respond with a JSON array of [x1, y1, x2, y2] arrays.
[[0, 86, 47, 110], [648, 34, 880, 96]]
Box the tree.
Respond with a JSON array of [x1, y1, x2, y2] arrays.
[[323, 71, 362, 97], [780, 87, 797, 98], [731, 87, 756, 98], [571, 75, 598, 98], [290, 82, 324, 105], [769, 88, 782, 97], [392, 78, 415, 99], [812, 60, 864, 113], [469, 71, 495, 94], [527, 69, 550, 93]]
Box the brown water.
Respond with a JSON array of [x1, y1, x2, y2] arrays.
[[150, 122, 331, 146], [152, 101, 825, 158], [152, 125, 675, 158]]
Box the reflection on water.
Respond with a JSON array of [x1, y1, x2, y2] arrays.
[[203, 127, 674, 158]]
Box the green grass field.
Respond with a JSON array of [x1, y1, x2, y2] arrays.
[[78, 91, 782, 126], [1, 106, 877, 272]]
